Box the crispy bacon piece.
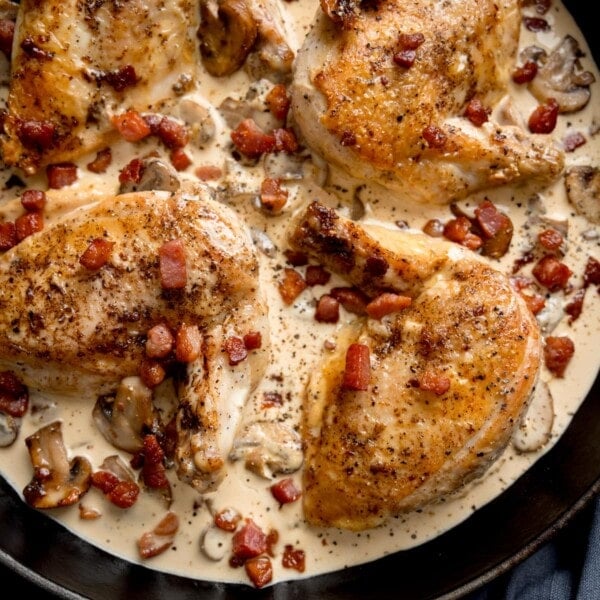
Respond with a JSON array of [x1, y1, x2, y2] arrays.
[[154, 116, 189, 149], [464, 97, 490, 126], [47, 162, 78, 188], [119, 157, 145, 185], [282, 544, 306, 572], [231, 119, 276, 158], [528, 98, 559, 134], [170, 148, 191, 171], [422, 125, 447, 149], [0, 19, 15, 59], [223, 336, 248, 365], [273, 128, 299, 153], [260, 177, 288, 213], [91, 470, 140, 509], [305, 265, 331, 286], [329, 286, 369, 315], [20, 189, 46, 212], [214, 507, 242, 532], [512, 61, 538, 84], [139, 358, 166, 388], [17, 119, 56, 150], [15, 211, 43, 242], [232, 518, 268, 561], [195, 165, 223, 181], [342, 343, 370, 391], [315, 294, 340, 323], [145, 323, 174, 359], [270, 477, 302, 505], [537, 228, 563, 252], [244, 556, 273, 589], [175, 323, 201, 363], [79, 238, 115, 271], [112, 110, 151, 142], [159, 239, 187, 289], [139, 434, 170, 490], [366, 292, 412, 319], [563, 131, 586, 153], [0, 371, 29, 418], [419, 370, 451, 395], [0, 221, 17, 251], [243, 331, 262, 351], [278, 267, 307, 304], [393, 32, 425, 68], [544, 336, 574, 377], [532, 255, 572, 291], [265, 84, 291, 121]]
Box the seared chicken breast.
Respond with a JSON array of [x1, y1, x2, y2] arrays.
[[291, 0, 564, 204], [1, 0, 198, 174], [289, 202, 541, 530], [0, 187, 270, 492]]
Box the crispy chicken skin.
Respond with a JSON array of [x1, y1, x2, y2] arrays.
[[291, 0, 564, 204], [289, 203, 541, 530], [0, 187, 269, 492], [1, 0, 197, 174]]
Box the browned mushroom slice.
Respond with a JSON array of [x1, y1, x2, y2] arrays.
[[93, 376, 158, 453], [243, 0, 294, 81], [565, 165, 600, 224], [229, 421, 303, 478], [528, 35, 596, 113], [198, 0, 258, 77], [23, 421, 92, 509], [118, 157, 181, 195], [0, 413, 19, 447]]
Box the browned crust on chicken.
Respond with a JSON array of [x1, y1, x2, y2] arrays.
[[289, 203, 542, 530], [291, 0, 565, 203], [1, 0, 197, 173]]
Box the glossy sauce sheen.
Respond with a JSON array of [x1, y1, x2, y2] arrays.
[[0, 0, 599, 588]]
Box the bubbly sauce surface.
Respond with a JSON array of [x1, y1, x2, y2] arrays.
[[0, 0, 599, 588]]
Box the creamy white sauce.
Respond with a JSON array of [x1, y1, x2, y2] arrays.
[[0, 0, 599, 589]]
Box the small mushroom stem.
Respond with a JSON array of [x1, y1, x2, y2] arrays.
[[23, 421, 92, 509]]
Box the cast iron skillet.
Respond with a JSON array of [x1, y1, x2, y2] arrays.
[[0, 1, 598, 597]]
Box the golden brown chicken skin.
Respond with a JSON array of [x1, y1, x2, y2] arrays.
[[289, 203, 541, 530], [291, 0, 564, 204], [1, 0, 197, 174], [0, 187, 270, 492]]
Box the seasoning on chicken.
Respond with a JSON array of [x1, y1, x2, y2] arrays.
[[288, 202, 542, 530], [0, 186, 270, 492], [291, 0, 565, 204]]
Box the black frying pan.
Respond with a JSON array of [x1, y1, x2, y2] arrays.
[[0, 0, 598, 597]]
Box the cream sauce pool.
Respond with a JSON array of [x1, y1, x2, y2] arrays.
[[0, 0, 599, 589]]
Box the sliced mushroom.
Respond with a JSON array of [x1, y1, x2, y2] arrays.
[[513, 380, 555, 452], [98, 454, 137, 482], [92, 376, 158, 454], [138, 511, 180, 559], [198, 0, 258, 77], [178, 99, 217, 147], [229, 421, 303, 479], [200, 524, 231, 561], [243, 0, 295, 82], [529, 35, 596, 113], [565, 165, 600, 224], [118, 156, 181, 195], [23, 421, 92, 509], [0, 413, 19, 447]]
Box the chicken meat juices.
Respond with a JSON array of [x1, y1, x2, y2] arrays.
[[0, 0, 598, 589]]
